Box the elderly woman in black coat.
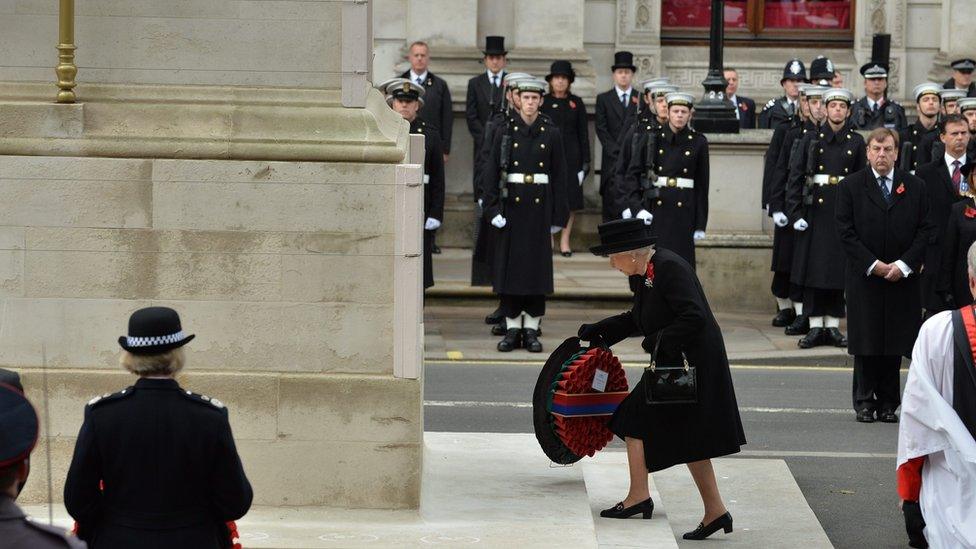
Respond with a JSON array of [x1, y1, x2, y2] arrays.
[[578, 219, 746, 540]]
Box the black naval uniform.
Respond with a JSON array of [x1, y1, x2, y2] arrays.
[[400, 70, 453, 155], [482, 115, 570, 318], [850, 96, 908, 132], [471, 106, 512, 286], [0, 496, 87, 548], [939, 197, 976, 309], [759, 96, 797, 129], [412, 119, 445, 289], [899, 120, 940, 172], [595, 88, 642, 221], [621, 124, 709, 267], [542, 93, 591, 211], [786, 122, 867, 321], [917, 157, 968, 313], [64, 378, 253, 549], [612, 108, 661, 217]]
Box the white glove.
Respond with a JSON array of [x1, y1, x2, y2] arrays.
[[550, 226, 562, 234], [491, 214, 507, 229], [478, 198, 483, 208], [772, 212, 788, 227], [424, 218, 441, 231], [622, 208, 633, 219], [793, 218, 808, 231], [636, 209, 653, 225], [693, 230, 706, 241], [577, 171, 585, 185]]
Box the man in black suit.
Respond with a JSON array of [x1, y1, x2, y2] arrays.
[[835, 128, 932, 423], [465, 36, 508, 197], [759, 59, 805, 129], [595, 51, 642, 221], [724, 68, 755, 129], [943, 58, 976, 97], [402, 40, 452, 254]]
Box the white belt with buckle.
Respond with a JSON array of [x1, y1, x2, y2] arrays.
[[811, 174, 844, 185], [423, 174, 430, 184], [506, 173, 549, 184], [652, 176, 694, 189]]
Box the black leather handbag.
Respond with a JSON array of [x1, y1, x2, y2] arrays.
[[643, 332, 697, 405]]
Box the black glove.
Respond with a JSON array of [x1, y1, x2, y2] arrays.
[[578, 323, 602, 341], [902, 500, 928, 548], [581, 162, 591, 179]]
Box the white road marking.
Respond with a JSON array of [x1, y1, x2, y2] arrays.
[[423, 400, 855, 415]]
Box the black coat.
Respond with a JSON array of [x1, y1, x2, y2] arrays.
[[758, 96, 796, 129], [612, 111, 661, 216], [542, 93, 591, 211], [762, 117, 798, 209], [943, 78, 976, 98], [768, 121, 815, 273], [595, 88, 642, 198], [482, 115, 570, 295], [734, 95, 756, 129], [470, 109, 515, 286], [466, 72, 506, 192], [413, 119, 445, 289], [0, 496, 87, 548], [850, 97, 908, 132], [835, 168, 932, 356], [64, 378, 252, 549], [400, 70, 453, 154], [939, 198, 976, 309], [591, 248, 745, 472], [899, 120, 940, 172], [786, 122, 867, 289], [917, 159, 967, 311]]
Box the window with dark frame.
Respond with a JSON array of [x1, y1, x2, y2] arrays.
[[661, 0, 854, 44]]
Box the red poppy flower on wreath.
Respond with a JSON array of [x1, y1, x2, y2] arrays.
[[896, 183, 905, 195], [965, 206, 976, 219], [645, 262, 655, 288], [569, 100, 577, 109]]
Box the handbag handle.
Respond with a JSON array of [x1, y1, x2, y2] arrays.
[[648, 331, 689, 372]]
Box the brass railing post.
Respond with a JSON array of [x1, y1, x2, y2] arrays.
[[56, 0, 77, 103]]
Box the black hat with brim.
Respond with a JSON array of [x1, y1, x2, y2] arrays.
[[781, 59, 808, 83], [0, 383, 38, 468], [483, 35, 507, 56], [546, 60, 575, 83], [118, 306, 195, 355], [951, 58, 976, 73], [611, 51, 637, 73], [589, 218, 657, 256], [860, 63, 889, 79]]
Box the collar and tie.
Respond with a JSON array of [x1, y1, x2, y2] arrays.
[[952, 160, 963, 193], [491, 74, 500, 88], [416, 76, 424, 86], [878, 174, 892, 204], [620, 91, 629, 106]]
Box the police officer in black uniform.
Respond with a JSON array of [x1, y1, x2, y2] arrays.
[[612, 80, 674, 219], [0, 384, 87, 548], [759, 59, 806, 129], [482, 78, 570, 353], [381, 78, 446, 290], [850, 63, 908, 132], [65, 307, 252, 548], [943, 58, 976, 97], [809, 56, 836, 87], [786, 88, 866, 349], [620, 92, 709, 267], [899, 83, 943, 172]]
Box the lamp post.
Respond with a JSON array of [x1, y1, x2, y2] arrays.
[[693, 0, 738, 133], [56, 0, 77, 103]]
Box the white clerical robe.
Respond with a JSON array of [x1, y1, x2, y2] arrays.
[[898, 311, 976, 548]]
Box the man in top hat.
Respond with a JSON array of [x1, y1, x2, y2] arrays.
[[381, 78, 445, 291], [481, 78, 570, 353], [900, 83, 943, 173], [0, 384, 87, 548], [759, 59, 806, 129], [786, 88, 866, 349], [619, 92, 709, 267], [466, 36, 508, 196], [943, 58, 976, 97], [850, 63, 908, 131], [836, 127, 933, 424], [595, 51, 643, 221], [723, 68, 755, 129], [65, 307, 252, 547]]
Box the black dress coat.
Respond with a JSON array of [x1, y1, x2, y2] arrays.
[[899, 120, 939, 172], [400, 70, 453, 154], [595, 88, 642, 218], [482, 115, 570, 295], [734, 95, 756, 129], [850, 97, 909, 132], [761, 117, 797, 208], [916, 159, 967, 311], [758, 96, 796, 129], [939, 198, 976, 309], [413, 119, 445, 289], [470, 109, 513, 286], [612, 110, 660, 216], [835, 168, 932, 357], [943, 78, 976, 98], [466, 71, 506, 194], [542, 93, 591, 211], [786, 122, 867, 290], [589, 248, 746, 472], [768, 121, 815, 274], [64, 378, 253, 549]]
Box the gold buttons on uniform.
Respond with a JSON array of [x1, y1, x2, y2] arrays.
[[541, 126, 546, 132], [677, 201, 683, 207], [682, 168, 688, 173], [659, 149, 664, 154], [646, 125, 651, 130], [514, 142, 519, 148], [515, 197, 521, 203], [819, 148, 824, 153], [513, 161, 519, 166], [913, 145, 917, 150], [819, 165, 824, 170], [847, 150, 852, 155], [685, 150, 691, 156], [818, 198, 824, 204], [844, 168, 849, 173], [514, 126, 519, 131], [525, 174, 534, 184], [534, 198, 540, 204], [541, 144, 546, 149], [819, 133, 825, 138], [688, 134, 693, 140], [539, 162, 544, 167], [657, 200, 663, 206]]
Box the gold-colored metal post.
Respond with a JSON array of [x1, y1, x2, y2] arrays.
[[56, 0, 77, 103]]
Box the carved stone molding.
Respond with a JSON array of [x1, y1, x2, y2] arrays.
[[616, 0, 663, 79]]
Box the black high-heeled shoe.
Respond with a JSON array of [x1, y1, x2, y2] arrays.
[[599, 497, 654, 519], [682, 511, 733, 540]]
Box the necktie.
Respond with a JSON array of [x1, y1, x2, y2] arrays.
[[878, 176, 891, 204], [492, 75, 498, 88], [872, 102, 878, 114], [621, 92, 628, 106], [952, 160, 962, 193], [416, 77, 423, 86]]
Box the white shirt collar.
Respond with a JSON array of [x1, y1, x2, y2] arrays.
[[615, 86, 633, 98], [487, 70, 503, 82], [410, 70, 428, 83], [946, 152, 967, 172], [871, 167, 893, 190], [729, 93, 738, 104]]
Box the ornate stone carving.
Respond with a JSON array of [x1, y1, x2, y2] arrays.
[[870, 0, 886, 35], [636, 0, 652, 29], [618, 0, 661, 43], [635, 54, 657, 76]]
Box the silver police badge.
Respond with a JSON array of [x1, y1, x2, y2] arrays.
[[790, 60, 801, 75]]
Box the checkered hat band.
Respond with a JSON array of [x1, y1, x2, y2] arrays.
[[126, 331, 186, 348]]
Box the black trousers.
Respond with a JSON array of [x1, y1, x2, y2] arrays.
[[803, 288, 845, 317], [499, 294, 546, 318], [852, 355, 902, 413], [771, 272, 804, 302]]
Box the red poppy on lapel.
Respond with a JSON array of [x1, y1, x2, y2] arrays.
[[644, 262, 655, 288], [739, 102, 748, 112], [631, 95, 639, 105], [965, 206, 976, 219], [569, 100, 577, 109], [896, 183, 905, 195]]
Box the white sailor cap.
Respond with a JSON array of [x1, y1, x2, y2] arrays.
[[377, 77, 425, 106], [801, 85, 829, 99], [504, 72, 533, 89], [515, 78, 547, 94], [912, 82, 942, 102], [939, 89, 968, 102], [640, 78, 670, 93], [958, 97, 976, 112], [823, 88, 854, 105], [665, 92, 695, 108], [648, 83, 678, 98]]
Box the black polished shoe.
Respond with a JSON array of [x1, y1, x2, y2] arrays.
[[798, 327, 824, 349], [826, 328, 848, 347], [878, 410, 899, 423], [772, 308, 796, 327], [683, 512, 733, 540], [784, 315, 809, 336], [561, 250, 573, 258], [485, 309, 503, 325], [491, 321, 506, 336], [523, 329, 543, 353], [599, 498, 654, 519], [856, 409, 876, 423], [432, 244, 442, 254], [497, 328, 522, 352]]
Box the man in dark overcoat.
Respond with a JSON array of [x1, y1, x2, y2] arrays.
[[482, 78, 569, 353], [595, 51, 642, 221], [835, 127, 932, 423], [465, 36, 507, 196]]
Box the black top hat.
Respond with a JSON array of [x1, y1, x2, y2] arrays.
[[118, 306, 195, 355], [546, 60, 575, 83], [781, 59, 807, 83], [951, 58, 976, 73], [611, 51, 637, 73], [589, 219, 657, 256], [482, 36, 507, 56], [809, 56, 835, 83], [0, 383, 38, 468]]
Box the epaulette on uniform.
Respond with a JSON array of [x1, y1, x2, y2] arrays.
[[181, 389, 227, 411], [87, 388, 133, 408], [763, 99, 776, 111]]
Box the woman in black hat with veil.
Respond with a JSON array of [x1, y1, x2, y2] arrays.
[[579, 219, 745, 540]]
